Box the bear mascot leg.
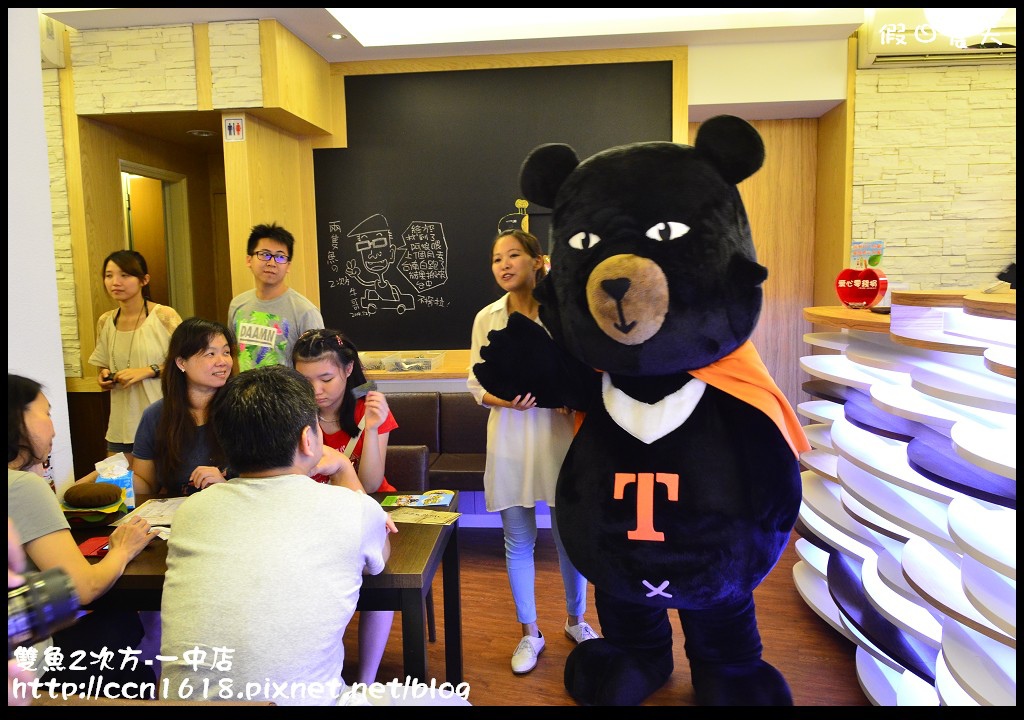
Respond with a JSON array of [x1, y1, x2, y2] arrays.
[[565, 589, 792, 706], [680, 597, 793, 706], [564, 588, 674, 706]]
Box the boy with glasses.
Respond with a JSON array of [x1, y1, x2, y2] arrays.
[[228, 222, 324, 371]]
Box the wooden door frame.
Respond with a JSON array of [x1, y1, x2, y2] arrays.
[[118, 160, 194, 318]]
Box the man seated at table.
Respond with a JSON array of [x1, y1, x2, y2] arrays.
[[159, 365, 391, 706]]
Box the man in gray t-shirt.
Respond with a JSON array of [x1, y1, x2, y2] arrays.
[[228, 222, 324, 372]]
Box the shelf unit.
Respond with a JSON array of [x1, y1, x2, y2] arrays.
[[796, 292, 1016, 706]]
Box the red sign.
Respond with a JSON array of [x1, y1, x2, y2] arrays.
[[835, 267, 888, 308]]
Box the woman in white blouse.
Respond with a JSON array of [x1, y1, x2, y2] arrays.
[[466, 228, 599, 677]]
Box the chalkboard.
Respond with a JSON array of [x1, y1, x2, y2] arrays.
[[313, 61, 672, 351]]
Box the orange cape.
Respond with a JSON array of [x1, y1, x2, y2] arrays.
[[690, 341, 810, 458], [576, 342, 810, 458]]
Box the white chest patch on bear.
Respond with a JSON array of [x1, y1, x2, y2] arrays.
[[602, 373, 706, 444]]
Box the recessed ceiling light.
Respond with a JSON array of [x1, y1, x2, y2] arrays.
[[329, 33, 347, 41], [325, 8, 839, 47], [186, 129, 216, 138]]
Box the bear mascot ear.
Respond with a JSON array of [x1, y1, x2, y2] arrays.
[[694, 114, 765, 185], [520, 143, 580, 209]]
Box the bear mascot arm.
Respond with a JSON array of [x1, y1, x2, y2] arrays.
[[473, 311, 600, 411], [474, 116, 810, 707]]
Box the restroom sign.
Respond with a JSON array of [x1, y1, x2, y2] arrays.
[[224, 117, 245, 142]]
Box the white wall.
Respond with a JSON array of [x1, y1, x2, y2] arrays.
[[7, 8, 75, 493], [689, 39, 849, 120]]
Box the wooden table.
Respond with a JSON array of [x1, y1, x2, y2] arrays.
[[72, 492, 463, 685]]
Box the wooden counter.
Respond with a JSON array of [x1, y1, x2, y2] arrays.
[[803, 306, 891, 333], [963, 290, 1016, 321], [797, 296, 1016, 706], [890, 289, 968, 307], [364, 349, 471, 381]]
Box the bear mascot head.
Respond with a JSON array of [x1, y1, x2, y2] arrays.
[[473, 115, 811, 705]]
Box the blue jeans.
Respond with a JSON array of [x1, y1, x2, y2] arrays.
[[499, 504, 587, 625]]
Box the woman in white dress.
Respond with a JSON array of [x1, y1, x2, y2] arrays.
[[466, 228, 598, 676], [88, 250, 182, 466]]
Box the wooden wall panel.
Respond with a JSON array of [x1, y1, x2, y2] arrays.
[[67, 391, 109, 479], [259, 19, 333, 132], [813, 37, 855, 307], [223, 113, 319, 304], [690, 118, 818, 408]]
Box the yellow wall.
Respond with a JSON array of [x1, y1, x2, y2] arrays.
[[259, 19, 333, 134], [813, 36, 856, 307], [222, 113, 319, 302]]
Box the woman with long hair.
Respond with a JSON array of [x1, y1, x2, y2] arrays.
[[130, 317, 237, 496], [88, 250, 181, 465]]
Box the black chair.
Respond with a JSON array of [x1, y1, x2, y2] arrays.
[[386, 393, 441, 465], [386, 444, 431, 494], [385, 444, 437, 642], [430, 393, 489, 490]]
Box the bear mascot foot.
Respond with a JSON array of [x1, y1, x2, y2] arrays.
[[690, 658, 793, 706], [564, 639, 673, 706]]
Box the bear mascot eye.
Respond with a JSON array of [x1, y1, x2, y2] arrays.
[[646, 221, 689, 242], [568, 231, 601, 250]]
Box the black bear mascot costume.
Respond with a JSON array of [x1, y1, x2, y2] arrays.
[[473, 115, 811, 706]]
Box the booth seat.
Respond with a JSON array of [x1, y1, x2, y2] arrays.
[[386, 392, 489, 492]]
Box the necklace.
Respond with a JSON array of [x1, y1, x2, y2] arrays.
[[318, 415, 341, 426], [109, 300, 147, 373]]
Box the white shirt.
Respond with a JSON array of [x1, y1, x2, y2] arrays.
[[466, 295, 575, 512]]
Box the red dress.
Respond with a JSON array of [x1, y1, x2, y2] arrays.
[[312, 396, 399, 492]]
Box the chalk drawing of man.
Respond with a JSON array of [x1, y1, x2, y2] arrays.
[[345, 213, 416, 315]]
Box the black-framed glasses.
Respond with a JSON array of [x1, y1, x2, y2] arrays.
[[251, 250, 290, 264]]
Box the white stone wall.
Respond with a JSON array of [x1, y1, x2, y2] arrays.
[[67, 21, 262, 113], [70, 25, 198, 113], [853, 64, 1016, 290], [208, 21, 262, 109], [41, 68, 80, 374]]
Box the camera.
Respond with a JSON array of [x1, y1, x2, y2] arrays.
[[8, 567, 80, 659]]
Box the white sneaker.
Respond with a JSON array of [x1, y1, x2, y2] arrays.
[[564, 620, 600, 644], [511, 633, 545, 674]]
